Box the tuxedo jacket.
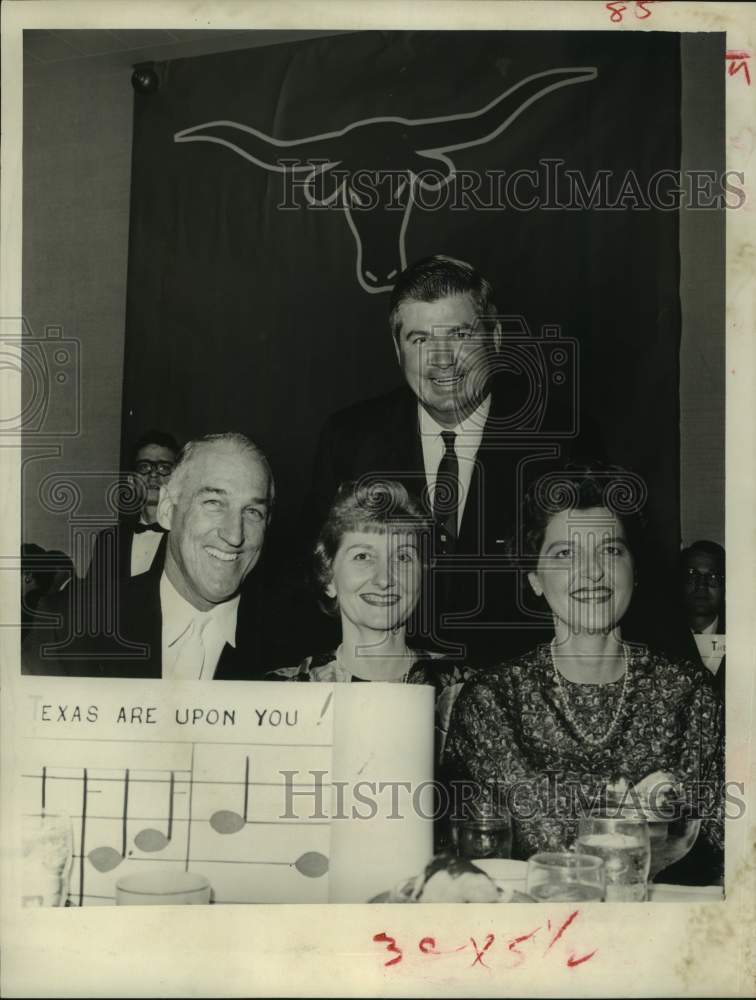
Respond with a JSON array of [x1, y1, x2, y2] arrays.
[[86, 518, 167, 583], [306, 379, 603, 665], [21, 570, 271, 680]]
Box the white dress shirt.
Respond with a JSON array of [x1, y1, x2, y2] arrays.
[[419, 395, 491, 532], [130, 515, 164, 576], [160, 573, 240, 680], [693, 616, 725, 674]]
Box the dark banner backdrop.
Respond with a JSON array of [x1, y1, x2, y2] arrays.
[[122, 30, 681, 568]]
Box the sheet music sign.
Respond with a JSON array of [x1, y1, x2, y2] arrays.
[[16, 679, 434, 905]]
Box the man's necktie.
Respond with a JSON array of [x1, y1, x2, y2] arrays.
[[172, 616, 210, 680], [435, 430, 459, 551], [134, 522, 167, 534]]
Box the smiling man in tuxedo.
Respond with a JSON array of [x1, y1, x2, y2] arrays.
[[24, 432, 275, 680], [152, 432, 274, 680]]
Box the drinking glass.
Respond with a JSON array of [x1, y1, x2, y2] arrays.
[[451, 801, 512, 860], [616, 790, 702, 880], [526, 852, 605, 902], [22, 812, 73, 907], [577, 812, 651, 901]]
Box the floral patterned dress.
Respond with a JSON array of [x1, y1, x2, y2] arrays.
[[443, 643, 724, 866], [269, 651, 478, 757]]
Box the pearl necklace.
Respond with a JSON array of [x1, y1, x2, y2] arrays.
[[550, 639, 630, 749], [335, 644, 411, 683]]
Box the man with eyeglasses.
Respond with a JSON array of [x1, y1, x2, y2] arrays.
[[86, 429, 179, 582], [680, 540, 726, 686]]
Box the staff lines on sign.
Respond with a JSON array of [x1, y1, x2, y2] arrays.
[[24, 741, 334, 904], [46, 818, 332, 826], [73, 854, 328, 864], [23, 771, 325, 788]]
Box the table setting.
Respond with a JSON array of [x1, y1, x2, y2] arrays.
[[369, 791, 723, 904]]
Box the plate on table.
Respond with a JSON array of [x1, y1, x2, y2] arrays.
[[369, 859, 534, 903], [470, 859, 532, 901]]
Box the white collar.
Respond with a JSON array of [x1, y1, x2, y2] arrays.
[[160, 572, 239, 649], [698, 616, 720, 635], [418, 393, 491, 441]]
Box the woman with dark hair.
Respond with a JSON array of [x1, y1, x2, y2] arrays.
[[443, 464, 724, 881]]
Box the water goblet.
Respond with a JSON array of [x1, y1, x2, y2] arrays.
[[451, 799, 512, 860], [22, 811, 74, 907], [577, 811, 651, 901], [526, 852, 606, 903]]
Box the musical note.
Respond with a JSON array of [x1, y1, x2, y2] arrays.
[[133, 771, 174, 851], [294, 851, 329, 878], [88, 768, 129, 872], [209, 756, 248, 834]]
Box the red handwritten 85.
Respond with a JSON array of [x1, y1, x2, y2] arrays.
[[606, 1, 656, 23]]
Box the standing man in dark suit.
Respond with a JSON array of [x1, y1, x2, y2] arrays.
[[86, 429, 179, 584], [310, 255, 586, 665], [23, 432, 275, 680]]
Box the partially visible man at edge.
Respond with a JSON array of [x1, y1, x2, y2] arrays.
[[680, 540, 726, 697], [86, 429, 180, 584], [22, 432, 275, 680]]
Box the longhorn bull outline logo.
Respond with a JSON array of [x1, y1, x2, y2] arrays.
[[174, 67, 597, 294]]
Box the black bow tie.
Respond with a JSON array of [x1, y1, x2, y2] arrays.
[[134, 522, 167, 534]]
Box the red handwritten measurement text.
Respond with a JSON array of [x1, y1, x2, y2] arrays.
[[605, 1, 657, 23], [726, 51, 751, 86], [372, 909, 598, 972]]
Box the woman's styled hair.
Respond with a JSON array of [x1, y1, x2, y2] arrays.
[[313, 479, 430, 615], [520, 462, 648, 563]]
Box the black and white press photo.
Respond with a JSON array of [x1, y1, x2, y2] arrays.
[[1, 2, 753, 997]]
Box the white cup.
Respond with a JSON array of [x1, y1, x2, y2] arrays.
[[115, 870, 211, 905]]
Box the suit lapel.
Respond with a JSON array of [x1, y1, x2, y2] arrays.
[[130, 574, 162, 678], [97, 571, 162, 678], [213, 643, 237, 680], [387, 387, 431, 514], [213, 585, 263, 680], [119, 519, 136, 578]]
